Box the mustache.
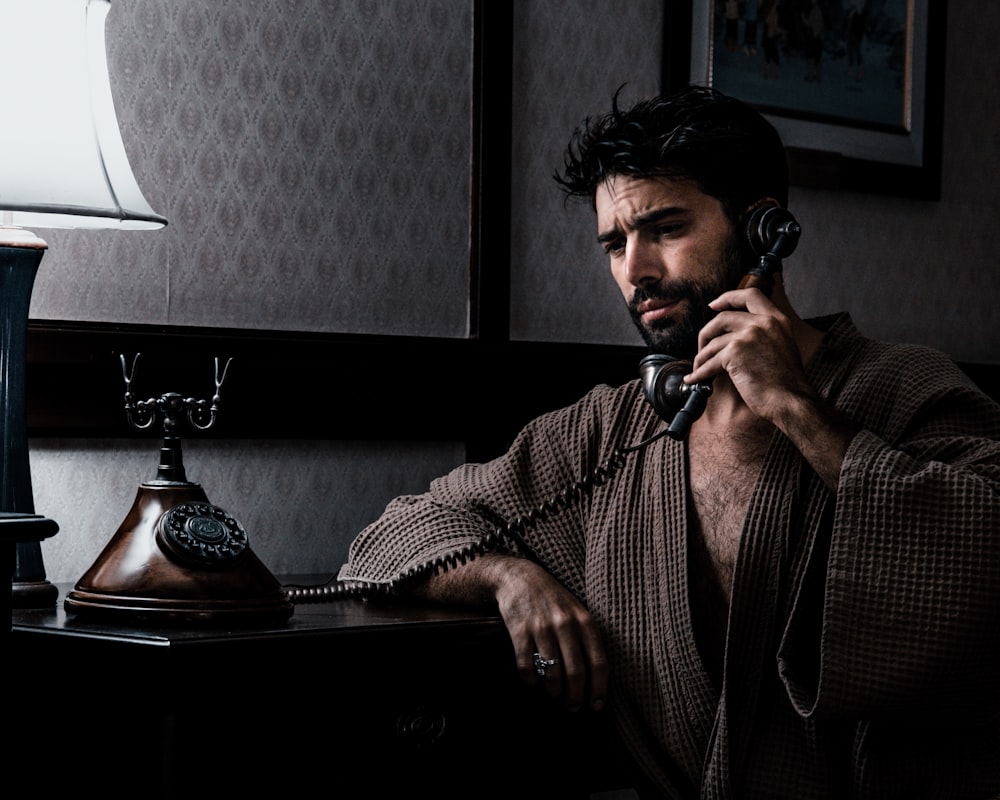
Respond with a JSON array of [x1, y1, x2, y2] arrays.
[[627, 279, 704, 314]]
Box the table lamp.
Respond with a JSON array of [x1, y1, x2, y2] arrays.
[[1, 0, 167, 607]]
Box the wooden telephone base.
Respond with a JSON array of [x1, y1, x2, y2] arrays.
[[64, 480, 293, 626]]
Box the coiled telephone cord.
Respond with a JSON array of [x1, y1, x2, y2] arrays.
[[283, 426, 670, 605]]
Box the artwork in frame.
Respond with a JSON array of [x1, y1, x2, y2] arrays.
[[663, 1, 946, 200]]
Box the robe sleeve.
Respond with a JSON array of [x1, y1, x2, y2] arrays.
[[337, 381, 651, 598], [779, 351, 1000, 723]]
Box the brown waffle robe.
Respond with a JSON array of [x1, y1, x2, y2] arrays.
[[340, 314, 1000, 799]]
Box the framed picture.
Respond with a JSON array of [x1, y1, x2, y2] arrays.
[[663, 0, 946, 200]]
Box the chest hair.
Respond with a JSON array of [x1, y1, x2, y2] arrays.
[[687, 421, 773, 600], [685, 420, 773, 684]]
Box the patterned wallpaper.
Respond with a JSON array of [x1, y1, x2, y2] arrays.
[[29, 0, 473, 338], [29, 0, 999, 357]]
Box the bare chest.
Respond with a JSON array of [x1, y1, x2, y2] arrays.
[[686, 424, 772, 597]]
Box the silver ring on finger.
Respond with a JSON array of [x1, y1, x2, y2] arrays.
[[533, 652, 561, 677]]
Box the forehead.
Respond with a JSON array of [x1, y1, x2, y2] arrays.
[[594, 174, 719, 231]]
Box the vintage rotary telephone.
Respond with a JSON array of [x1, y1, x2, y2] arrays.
[[286, 205, 803, 604], [638, 204, 801, 440], [64, 354, 293, 625]]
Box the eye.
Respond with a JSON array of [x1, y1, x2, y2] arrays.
[[602, 237, 625, 256], [654, 222, 684, 239]]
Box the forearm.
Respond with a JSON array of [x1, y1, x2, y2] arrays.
[[405, 553, 526, 608], [782, 427, 1000, 720], [772, 390, 859, 490]]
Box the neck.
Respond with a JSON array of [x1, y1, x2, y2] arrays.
[[768, 278, 827, 366], [700, 374, 757, 428]]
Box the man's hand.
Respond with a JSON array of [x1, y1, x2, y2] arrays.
[[413, 553, 608, 712], [495, 556, 608, 712], [686, 287, 814, 418], [684, 287, 857, 489]]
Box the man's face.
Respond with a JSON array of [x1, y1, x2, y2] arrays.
[[594, 174, 746, 358]]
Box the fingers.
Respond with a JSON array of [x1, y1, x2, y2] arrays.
[[509, 607, 608, 712], [521, 640, 607, 712], [685, 288, 787, 384], [685, 309, 754, 383], [684, 288, 818, 426], [497, 560, 608, 712], [708, 286, 774, 314], [528, 636, 564, 697]]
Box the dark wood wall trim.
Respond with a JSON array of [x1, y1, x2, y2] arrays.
[[25, 320, 476, 441], [470, 0, 512, 344], [25, 319, 1000, 456], [661, 0, 693, 92], [25, 320, 648, 463]]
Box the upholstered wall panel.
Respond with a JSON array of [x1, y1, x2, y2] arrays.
[[28, 0, 473, 339], [34, 437, 464, 584], [509, 0, 663, 347]]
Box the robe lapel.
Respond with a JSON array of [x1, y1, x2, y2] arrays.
[[703, 425, 803, 796], [647, 435, 721, 784]]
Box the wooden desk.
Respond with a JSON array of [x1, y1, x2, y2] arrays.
[[10, 578, 628, 799]]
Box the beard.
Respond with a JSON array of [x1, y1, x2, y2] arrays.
[[627, 232, 748, 359]]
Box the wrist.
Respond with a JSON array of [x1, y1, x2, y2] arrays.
[[777, 392, 857, 489]]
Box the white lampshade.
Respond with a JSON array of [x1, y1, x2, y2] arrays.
[[0, 0, 166, 230]]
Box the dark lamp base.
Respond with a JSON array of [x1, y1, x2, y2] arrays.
[[13, 579, 59, 609], [2, 242, 60, 609]]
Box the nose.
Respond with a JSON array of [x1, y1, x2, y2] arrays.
[[623, 237, 664, 287]]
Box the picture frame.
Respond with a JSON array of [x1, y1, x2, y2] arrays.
[[663, 1, 946, 200]]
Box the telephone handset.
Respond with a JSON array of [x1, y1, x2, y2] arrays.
[[639, 354, 712, 441], [639, 204, 801, 440], [738, 205, 802, 296]]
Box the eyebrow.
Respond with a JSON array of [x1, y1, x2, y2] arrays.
[[597, 205, 686, 245]]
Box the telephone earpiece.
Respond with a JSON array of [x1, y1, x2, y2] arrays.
[[738, 205, 801, 296], [639, 353, 713, 440]]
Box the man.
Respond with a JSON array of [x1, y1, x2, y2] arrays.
[[338, 87, 1000, 798]]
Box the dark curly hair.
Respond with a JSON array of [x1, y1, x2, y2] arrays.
[[554, 85, 789, 221]]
